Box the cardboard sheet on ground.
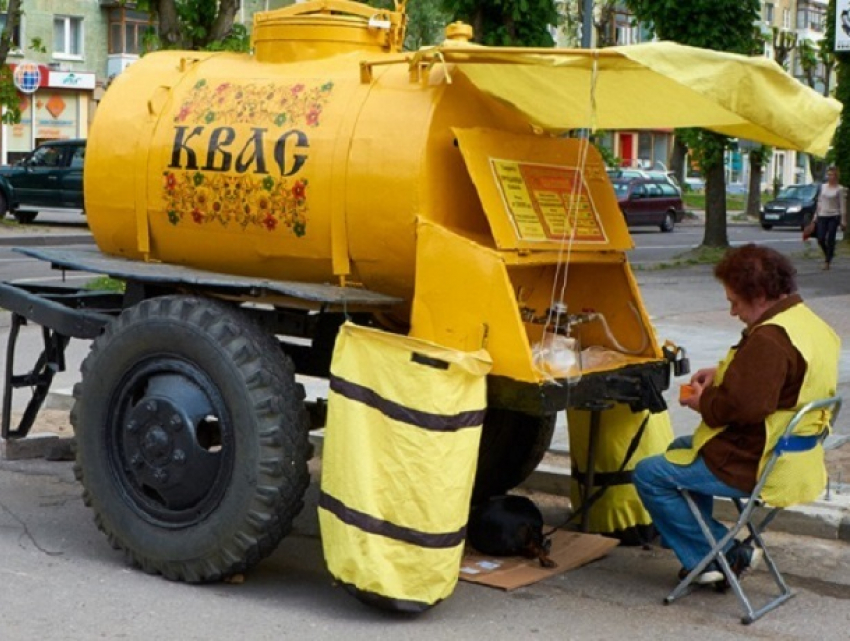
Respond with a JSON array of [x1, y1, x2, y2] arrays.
[[459, 530, 619, 591]]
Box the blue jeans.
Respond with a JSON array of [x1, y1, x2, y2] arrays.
[[633, 436, 748, 570], [816, 216, 840, 264]]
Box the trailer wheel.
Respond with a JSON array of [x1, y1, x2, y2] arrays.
[[71, 295, 311, 583], [471, 409, 557, 504]]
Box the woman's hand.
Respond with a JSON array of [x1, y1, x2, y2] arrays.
[[690, 367, 716, 388]]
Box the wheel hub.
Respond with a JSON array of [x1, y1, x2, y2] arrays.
[[123, 397, 194, 490], [115, 370, 228, 521]]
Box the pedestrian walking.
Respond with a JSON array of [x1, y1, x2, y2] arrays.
[[813, 166, 847, 270]]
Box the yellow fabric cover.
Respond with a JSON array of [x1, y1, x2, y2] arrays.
[[319, 322, 491, 607], [665, 303, 840, 507], [427, 40, 840, 156], [567, 404, 673, 534]]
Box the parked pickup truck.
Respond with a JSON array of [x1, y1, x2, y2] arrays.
[[0, 138, 85, 223]]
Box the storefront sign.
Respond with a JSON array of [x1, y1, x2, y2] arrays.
[[12, 61, 42, 94], [48, 71, 96, 90], [837, 0, 850, 51]]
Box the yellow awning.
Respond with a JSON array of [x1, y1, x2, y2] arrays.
[[421, 40, 840, 157]]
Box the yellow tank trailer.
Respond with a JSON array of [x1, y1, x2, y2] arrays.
[[0, 0, 836, 584], [87, 0, 662, 395]]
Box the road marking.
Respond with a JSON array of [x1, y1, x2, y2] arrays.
[[636, 238, 805, 251]]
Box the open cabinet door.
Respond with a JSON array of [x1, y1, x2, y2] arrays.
[[452, 127, 633, 253]]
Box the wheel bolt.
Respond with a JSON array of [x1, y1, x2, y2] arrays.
[[153, 468, 169, 484], [126, 420, 139, 434], [169, 414, 183, 431], [146, 400, 158, 413], [172, 449, 186, 465], [129, 453, 143, 468]]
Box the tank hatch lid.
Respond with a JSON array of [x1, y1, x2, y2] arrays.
[[15, 247, 403, 308], [453, 127, 633, 253]]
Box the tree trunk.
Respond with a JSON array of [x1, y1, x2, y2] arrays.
[[809, 155, 827, 183], [0, 0, 22, 64], [702, 162, 728, 247], [153, 0, 184, 48], [669, 137, 687, 187], [210, 0, 241, 44], [746, 155, 762, 219]]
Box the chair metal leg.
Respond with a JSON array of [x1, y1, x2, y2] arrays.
[[664, 490, 795, 624]]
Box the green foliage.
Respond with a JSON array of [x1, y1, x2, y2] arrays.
[[368, 0, 452, 49], [677, 129, 727, 171], [0, 65, 18, 124], [124, 0, 247, 52], [623, 0, 760, 54], [827, 0, 850, 187], [833, 63, 850, 185], [590, 132, 618, 167], [84, 276, 126, 293], [440, 0, 558, 47], [202, 23, 249, 52], [28, 37, 46, 54]]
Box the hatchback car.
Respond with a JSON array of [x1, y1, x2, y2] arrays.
[[0, 138, 86, 223], [759, 183, 818, 230], [611, 178, 685, 232]]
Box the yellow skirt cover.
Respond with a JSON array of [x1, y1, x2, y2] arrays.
[[319, 323, 491, 612]]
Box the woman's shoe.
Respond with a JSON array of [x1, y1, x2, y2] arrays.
[[823, 262, 831, 270], [678, 562, 724, 585]]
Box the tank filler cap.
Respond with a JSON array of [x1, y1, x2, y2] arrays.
[[445, 21, 473, 42]]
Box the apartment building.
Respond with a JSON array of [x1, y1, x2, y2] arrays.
[[1, 0, 104, 163], [0, 0, 291, 164]]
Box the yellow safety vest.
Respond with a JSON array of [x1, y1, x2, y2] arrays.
[[665, 303, 839, 507]]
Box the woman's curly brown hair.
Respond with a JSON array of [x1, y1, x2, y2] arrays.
[[714, 244, 797, 302]]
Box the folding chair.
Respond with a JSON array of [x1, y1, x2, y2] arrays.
[[664, 395, 843, 624]]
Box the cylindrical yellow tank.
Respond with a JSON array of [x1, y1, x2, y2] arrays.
[[85, 1, 526, 303]]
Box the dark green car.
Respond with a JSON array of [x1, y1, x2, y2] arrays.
[[0, 138, 85, 223]]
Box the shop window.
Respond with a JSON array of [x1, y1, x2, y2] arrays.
[[54, 16, 83, 58], [0, 13, 22, 52]]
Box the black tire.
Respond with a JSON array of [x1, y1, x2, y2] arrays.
[[71, 295, 311, 583], [761, 223, 773, 230], [0, 193, 6, 219], [660, 212, 675, 232], [471, 409, 557, 504], [13, 210, 36, 224]]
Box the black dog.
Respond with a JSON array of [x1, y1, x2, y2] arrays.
[[466, 495, 556, 568]]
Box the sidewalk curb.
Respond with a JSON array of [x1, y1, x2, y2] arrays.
[[0, 233, 93, 247], [249, 420, 850, 544], [519, 463, 850, 543]]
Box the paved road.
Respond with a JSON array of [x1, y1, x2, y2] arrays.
[[2, 220, 850, 638], [1, 457, 850, 640]]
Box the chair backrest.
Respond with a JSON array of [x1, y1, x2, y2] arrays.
[[751, 396, 842, 501]]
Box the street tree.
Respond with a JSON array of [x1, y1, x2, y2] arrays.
[[0, 0, 38, 125], [123, 0, 247, 52], [369, 0, 452, 49], [798, 32, 837, 182], [624, 0, 761, 248], [440, 0, 559, 46], [825, 0, 850, 243]]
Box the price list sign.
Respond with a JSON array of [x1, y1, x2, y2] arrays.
[[491, 159, 606, 243]]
